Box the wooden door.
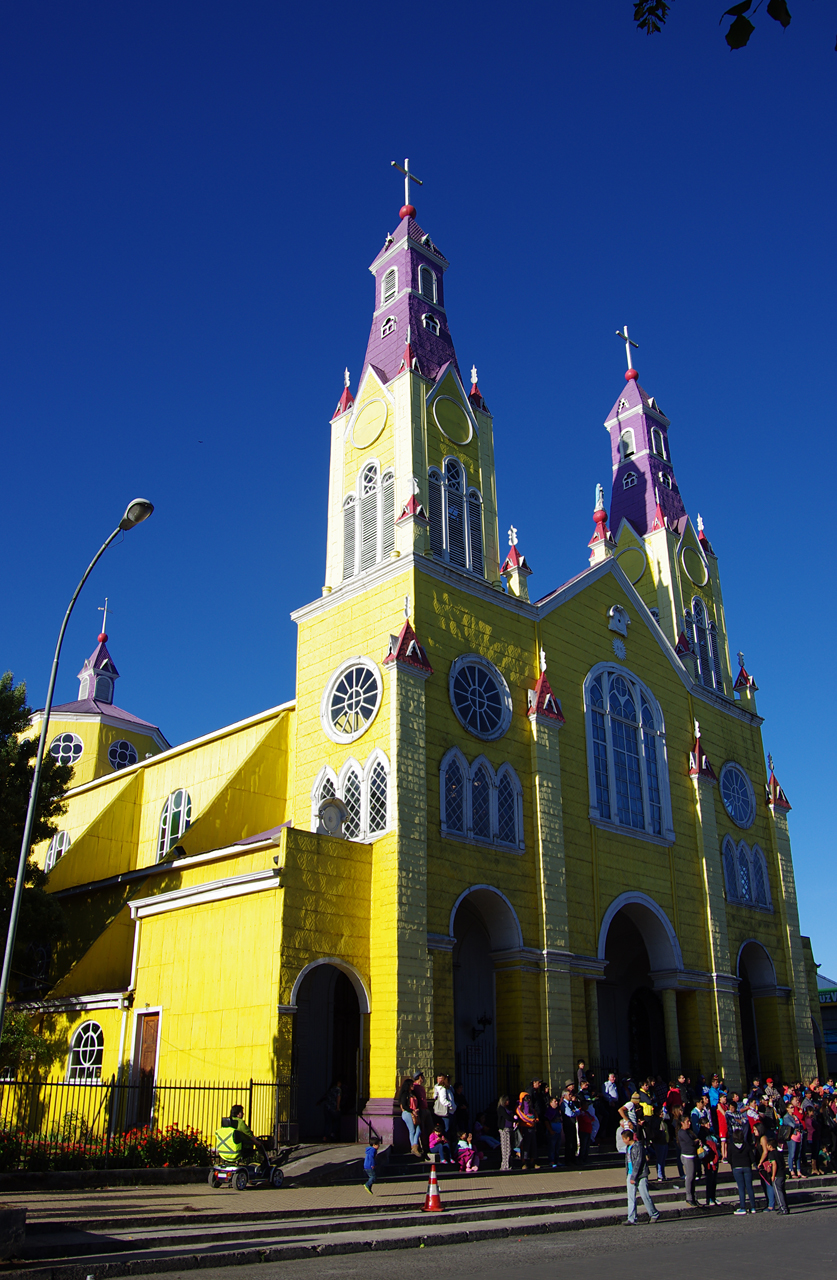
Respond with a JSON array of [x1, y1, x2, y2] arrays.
[[135, 1013, 159, 1127]]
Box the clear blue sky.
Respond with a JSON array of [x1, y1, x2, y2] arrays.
[[3, 3, 835, 977]]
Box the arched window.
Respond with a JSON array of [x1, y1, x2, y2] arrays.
[[382, 268, 397, 304], [722, 837, 738, 901], [310, 766, 337, 830], [158, 790, 191, 860], [367, 758, 389, 834], [659, 472, 672, 489], [422, 312, 440, 335], [708, 622, 724, 695], [343, 766, 362, 839], [471, 762, 492, 840], [442, 750, 467, 835], [496, 766, 521, 846], [687, 598, 719, 691], [342, 494, 356, 580], [467, 490, 484, 576], [440, 750, 523, 849], [623, 471, 638, 489], [418, 265, 436, 301], [619, 429, 635, 460], [584, 666, 672, 839], [67, 1020, 104, 1082], [342, 464, 395, 581], [427, 460, 483, 575], [738, 846, 752, 903], [45, 831, 71, 872], [94, 675, 113, 702], [381, 315, 396, 338], [752, 846, 771, 908], [652, 428, 666, 459]]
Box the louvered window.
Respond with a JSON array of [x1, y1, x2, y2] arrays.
[[419, 266, 435, 301], [709, 623, 723, 695], [472, 765, 492, 839], [428, 470, 444, 556], [468, 491, 484, 576], [382, 471, 395, 558], [447, 490, 466, 566], [382, 269, 397, 304], [342, 497, 356, 580], [692, 598, 714, 689], [360, 464, 379, 571], [619, 430, 635, 460]]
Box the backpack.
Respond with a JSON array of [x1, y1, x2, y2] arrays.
[[725, 1109, 750, 1150]]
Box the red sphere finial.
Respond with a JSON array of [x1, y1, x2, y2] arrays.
[[593, 508, 608, 527], [98, 632, 108, 643], [625, 368, 639, 381], [399, 204, 416, 220]]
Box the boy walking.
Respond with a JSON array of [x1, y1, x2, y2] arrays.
[[625, 1126, 660, 1224], [363, 1136, 380, 1194]]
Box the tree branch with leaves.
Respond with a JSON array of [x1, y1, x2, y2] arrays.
[[633, 1, 835, 52]]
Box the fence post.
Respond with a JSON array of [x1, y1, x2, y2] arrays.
[[247, 1078, 254, 1128]]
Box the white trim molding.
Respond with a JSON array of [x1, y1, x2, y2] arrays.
[[129, 869, 279, 919]]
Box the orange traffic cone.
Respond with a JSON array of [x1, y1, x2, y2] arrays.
[[422, 1159, 443, 1212]]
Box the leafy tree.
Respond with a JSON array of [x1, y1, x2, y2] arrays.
[[0, 1009, 60, 1076], [0, 672, 69, 999], [633, 1, 835, 52]]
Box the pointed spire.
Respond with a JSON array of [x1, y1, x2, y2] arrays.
[[696, 513, 716, 557], [689, 719, 718, 782], [333, 367, 354, 418], [399, 324, 420, 374], [650, 485, 668, 533], [765, 753, 792, 811], [527, 670, 565, 724], [77, 629, 120, 705], [469, 364, 488, 412]]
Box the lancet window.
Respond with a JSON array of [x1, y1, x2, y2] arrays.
[[439, 749, 523, 850], [158, 789, 191, 859], [685, 597, 724, 693], [722, 836, 771, 909], [584, 665, 672, 840], [310, 753, 390, 841], [427, 459, 484, 576], [418, 265, 437, 302], [382, 268, 397, 304]]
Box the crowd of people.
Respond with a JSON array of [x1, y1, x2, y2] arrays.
[[391, 1062, 837, 1216]]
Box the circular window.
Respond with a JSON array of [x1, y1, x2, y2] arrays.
[[49, 732, 83, 766], [108, 739, 138, 771], [449, 655, 513, 741], [720, 762, 756, 828], [321, 658, 382, 743]]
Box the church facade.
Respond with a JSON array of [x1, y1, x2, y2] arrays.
[[23, 190, 818, 1141]]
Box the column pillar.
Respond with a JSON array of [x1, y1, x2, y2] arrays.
[[660, 988, 681, 1075], [585, 978, 601, 1065], [528, 681, 574, 1088], [689, 732, 742, 1087]]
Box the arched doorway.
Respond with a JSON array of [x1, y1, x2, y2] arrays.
[[450, 886, 521, 1117], [597, 893, 683, 1081], [737, 941, 776, 1082], [292, 961, 365, 1142]]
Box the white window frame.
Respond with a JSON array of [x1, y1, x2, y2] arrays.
[[66, 1019, 104, 1083], [320, 657, 383, 745], [382, 267, 397, 305], [685, 597, 723, 693], [618, 428, 636, 460], [157, 789, 192, 860], [449, 653, 513, 743], [427, 459, 483, 575], [722, 835, 772, 911], [659, 472, 672, 489], [341, 462, 395, 580], [422, 312, 440, 335], [652, 428, 667, 459], [45, 830, 71, 872], [418, 265, 437, 302], [381, 315, 397, 338], [108, 739, 138, 771], [583, 663, 674, 843], [719, 761, 756, 829], [439, 747, 524, 851], [49, 732, 83, 766], [310, 752, 391, 840], [623, 471, 638, 489]]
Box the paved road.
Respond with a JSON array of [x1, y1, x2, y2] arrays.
[[134, 1198, 836, 1280]]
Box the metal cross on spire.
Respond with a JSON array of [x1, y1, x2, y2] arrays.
[[391, 158, 423, 210], [98, 598, 110, 638], [616, 325, 639, 371]]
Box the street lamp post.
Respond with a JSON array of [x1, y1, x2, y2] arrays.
[[0, 499, 154, 1041]]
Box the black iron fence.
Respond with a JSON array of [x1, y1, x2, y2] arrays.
[[0, 1075, 297, 1172], [454, 1048, 520, 1118]]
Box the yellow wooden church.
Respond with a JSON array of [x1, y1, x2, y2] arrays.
[[21, 184, 819, 1142]]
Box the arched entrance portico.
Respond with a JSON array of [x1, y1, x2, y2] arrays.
[[291, 959, 369, 1142], [450, 886, 522, 1115], [596, 893, 683, 1080]]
